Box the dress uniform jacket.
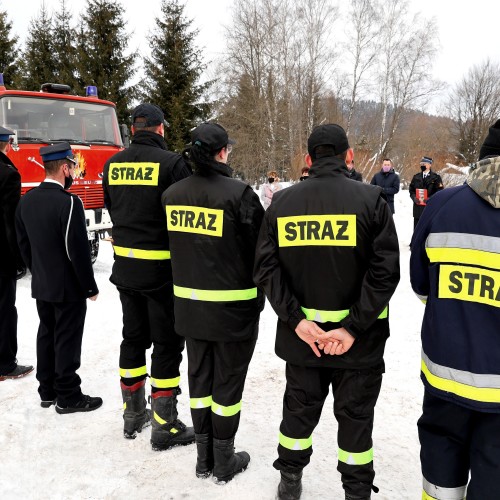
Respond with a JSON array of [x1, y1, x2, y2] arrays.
[[16, 182, 98, 301], [409, 169, 443, 219], [103, 131, 191, 290], [162, 161, 265, 342], [410, 156, 500, 413], [254, 156, 400, 369]]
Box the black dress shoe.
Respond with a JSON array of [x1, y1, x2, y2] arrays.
[[41, 399, 57, 408], [0, 364, 34, 381], [55, 395, 103, 414]]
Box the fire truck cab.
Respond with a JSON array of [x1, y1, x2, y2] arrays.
[[0, 77, 126, 262]]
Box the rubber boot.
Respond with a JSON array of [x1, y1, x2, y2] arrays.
[[277, 471, 303, 499], [345, 495, 370, 500], [150, 388, 195, 451], [212, 436, 250, 485], [195, 433, 214, 478], [121, 379, 151, 439]]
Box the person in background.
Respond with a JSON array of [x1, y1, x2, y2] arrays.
[[346, 158, 362, 182], [15, 142, 100, 412], [409, 156, 443, 229], [299, 166, 310, 181], [370, 158, 400, 214], [163, 123, 264, 484], [103, 103, 194, 448], [261, 170, 282, 209], [254, 124, 400, 500], [410, 119, 500, 499], [0, 126, 32, 382]]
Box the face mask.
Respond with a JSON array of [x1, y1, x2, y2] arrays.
[[382, 165, 391, 173], [420, 165, 427, 172], [64, 173, 74, 190], [268, 177, 275, 183]]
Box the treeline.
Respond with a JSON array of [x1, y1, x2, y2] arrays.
[[1, 0, 500, 185]]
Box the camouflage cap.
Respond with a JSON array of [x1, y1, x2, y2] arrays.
[[467, 156, 500, 208]]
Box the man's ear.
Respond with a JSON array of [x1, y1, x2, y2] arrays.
[[345, 148, 354, 164], [305, 153, 313, 167]]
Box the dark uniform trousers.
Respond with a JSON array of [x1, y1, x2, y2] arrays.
[[186, 334, 257, 440], [36, 299, 86, 405], [419, 391, 500, 500], [0, 276, 17, 373], [275, 363, 384, 498], [118, 282, 185, 387]]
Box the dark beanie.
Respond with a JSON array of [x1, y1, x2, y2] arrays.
[[479, 119, 500, 160]]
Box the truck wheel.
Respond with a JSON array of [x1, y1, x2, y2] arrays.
[[89, 233, 99, 264]]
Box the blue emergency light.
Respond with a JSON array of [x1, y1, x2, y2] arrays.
[[86, 86, 98, 97], [0, 73, 4, 86]]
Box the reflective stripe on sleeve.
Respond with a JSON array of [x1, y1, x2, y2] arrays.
[[279, 432, 312, 451], [119, 365, 147, 378], [337, 447, 373, 465], [173, 285, 257, 302], [415, 293, 428, 304], [423, 477, 466, 500], [211, 400, 241, 417], [113, 245, 171, 260], [301, 306, 388, 323], [190, 395, 213, 409], [422, 351, 500, 403], [150, 376, 180, 389]]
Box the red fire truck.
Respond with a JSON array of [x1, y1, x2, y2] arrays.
[[0, 77, 128, 262]]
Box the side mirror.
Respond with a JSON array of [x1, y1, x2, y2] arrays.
[[119, 123, 130, 148]]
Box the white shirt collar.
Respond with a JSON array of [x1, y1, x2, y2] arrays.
[[44, 178, 64, 188]]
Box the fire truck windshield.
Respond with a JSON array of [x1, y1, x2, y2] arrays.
[[0, 96, 123, 146]]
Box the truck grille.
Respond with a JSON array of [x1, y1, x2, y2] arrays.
[[70, 185, 104, 209]]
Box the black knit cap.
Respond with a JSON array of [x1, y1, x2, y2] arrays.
[[479, 119, 500, 160], [307, 124, 349, 158], [191, 123, 235, 152]]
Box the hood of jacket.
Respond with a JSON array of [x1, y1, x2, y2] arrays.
[[467, 156, 500, 208]]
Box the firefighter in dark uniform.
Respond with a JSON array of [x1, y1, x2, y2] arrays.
[[103, 103, 194, 448], [0, 126, 33, 381], [15, 142, 101, 412], [254, 124, 400, 500], [162, 123, 265, 483], [409, 156, 443, 229], [410, 120, 500, 500]]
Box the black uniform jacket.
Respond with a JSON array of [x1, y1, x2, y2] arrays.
[[254, 156, 400, 368], [409, 169, 443, 219], [162, 161, 265, 342], [103, 131, 191, 290], [347, 168, 362, 182], [370, 169, 400, 213], [15, 181, 98, 302], [0, 151, 23, 277]]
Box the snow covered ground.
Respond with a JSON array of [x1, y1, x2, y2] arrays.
[[1, 190, 424, 500]]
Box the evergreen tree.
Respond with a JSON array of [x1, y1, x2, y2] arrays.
[[17, 3, 57, 90], [52, 0, 81, 93], [0, 8, 19, 87], [142, 0, 213, 152], [77, 0, 136, 122]]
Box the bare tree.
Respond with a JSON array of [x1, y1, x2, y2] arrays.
[[448, 59, 500, 163]]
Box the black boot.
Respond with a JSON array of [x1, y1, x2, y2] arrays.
[[121, 379, 151, 439], [345, 494, 370, 500], [150, 389, 195, 451], [277, 471, 303, 499], [195, 433, 214, 478], [212, 436, 250, 485]]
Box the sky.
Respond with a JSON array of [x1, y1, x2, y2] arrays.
[[7, 0, 500, 112], [2, 190, 426, 499]]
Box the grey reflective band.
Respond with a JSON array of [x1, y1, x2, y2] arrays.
[[173, 285, 257, 302], [426, 232, 500, 254], [423, 477, 466, 500], [113, 245, 171, 260], [415, 293, 427, 303], [301, 306, 388, 323]]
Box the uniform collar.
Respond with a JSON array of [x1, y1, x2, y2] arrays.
[[308, 156, 348, 178], [131, 130, 168, 150]]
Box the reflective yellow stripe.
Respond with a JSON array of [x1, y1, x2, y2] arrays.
[[190, 395, 213, 409], [113, 245, 171, 260], [301, 306, 388, 323], [153, 412, 179, 434], [212, 400, 241, 417], [150, 376, 180, 389], [173, 285, 257, 302], [279, 432, 312, 451], [422, 492, 437, 500], [123, 403, 126, 410], [426, 247, 500, 271], [119, 365, 147, 378], [421, 358, 500, 403], [338, 447, 373, 465]]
